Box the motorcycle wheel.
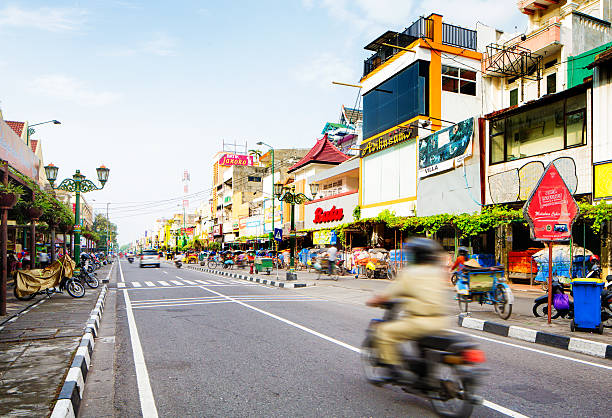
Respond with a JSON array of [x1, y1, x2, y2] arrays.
[[85, 274, 100, 289], [13, 286, 36, 301], [429, 364, 474, 418], [494, 285, 513, 320], [602, 307, 612, 327], [532, 300, 561, 319], [360, 335, 387, 385], [66, 280, 85, 298]]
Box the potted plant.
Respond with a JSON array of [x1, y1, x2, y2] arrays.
[[0, 182, 24, 209], [25, 192, 51, 220]]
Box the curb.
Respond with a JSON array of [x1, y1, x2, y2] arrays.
[[458, 313, 612, 360], [50, 285, 109, 418], [182, 264, 308, 289]]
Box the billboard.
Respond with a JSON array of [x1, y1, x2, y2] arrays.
[[594, 162, 612, 200], [218, 154, 254, 167], [263, 198, 282, 233], [418, 118, 473, 178]]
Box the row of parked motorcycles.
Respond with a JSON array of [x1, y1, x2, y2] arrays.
[[13, 252, 113, 301], [532, 263, 612, 328]]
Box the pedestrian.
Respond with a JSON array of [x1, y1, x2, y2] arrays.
[[327, 244, 337, 275]]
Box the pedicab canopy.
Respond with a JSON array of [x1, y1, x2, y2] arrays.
[[523, 162, 579, 242], [14, 255, 76, 298]]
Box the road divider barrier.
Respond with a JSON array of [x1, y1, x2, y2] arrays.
[[181, 264, 308, 289]]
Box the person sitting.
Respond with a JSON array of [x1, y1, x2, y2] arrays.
[[450, 247, 469, 273]]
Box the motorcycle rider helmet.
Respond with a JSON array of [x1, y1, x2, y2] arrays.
[[458, 247, 469, 258], [403, 237, 443, 265], [590, 254, 600, 264]]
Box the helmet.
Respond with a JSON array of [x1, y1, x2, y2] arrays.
[[590, 254, 600, 264], [403, 237, 443, 265], [458, 247, 469, 257]]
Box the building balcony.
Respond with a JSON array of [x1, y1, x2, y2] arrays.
[[518, 0, 560, 16], [508, 18, 561, 56]]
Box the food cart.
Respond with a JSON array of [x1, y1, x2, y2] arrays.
[[254, 256, 274, 275]]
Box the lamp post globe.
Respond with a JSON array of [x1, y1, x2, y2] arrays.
[[44, 164, 59, 186]]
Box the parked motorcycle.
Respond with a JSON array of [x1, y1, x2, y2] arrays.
[[601, 275, 612, 327], [532, 278, 572, 319], [361, 301, 486, 417], [175, 260, 182, 268], [77, 268, 100, 289]]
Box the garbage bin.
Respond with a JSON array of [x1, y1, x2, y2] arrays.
[[570, 279, 604, 334]]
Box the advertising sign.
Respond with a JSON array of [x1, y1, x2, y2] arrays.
[[594, 162, 612, 200], [218, 154, 254, 167], [313, 230, 336, 245], [263, 198, 282, 233], [360, 124, 417, 158], [418, 118, 474, 178], [313, 206, 344, 224], [523, 163, 579, 242], [212, 224, 223, 237]]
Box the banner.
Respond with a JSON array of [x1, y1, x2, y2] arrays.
[[313, 230, 336, 245], [218, 154, 254, 167], [418, 118, 473, 178], [263, 198, 282, 233]]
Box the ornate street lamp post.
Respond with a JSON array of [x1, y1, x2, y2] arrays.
[[44, 164, 110, 265], [274, 182, 319, 280]]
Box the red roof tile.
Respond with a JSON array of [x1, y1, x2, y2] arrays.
[[5, 121, 25, 137], [287, 135, 350, 173], [30, 139, 38, 153]]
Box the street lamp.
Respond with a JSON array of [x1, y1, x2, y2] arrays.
[[27, 120, 61, 146], [44, 164, 110, 265], [256, 141, 275, 249], [274, 183, 315, 280]]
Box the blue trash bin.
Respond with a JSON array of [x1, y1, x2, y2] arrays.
[[571, 279, 604, 334]]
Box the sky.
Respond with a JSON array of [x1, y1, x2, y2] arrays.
[[0, 1, 525, 244]]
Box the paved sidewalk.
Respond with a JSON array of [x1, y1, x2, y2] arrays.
[[0, 263, 113, 417]]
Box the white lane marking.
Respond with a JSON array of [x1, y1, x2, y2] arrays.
[[195, 280, 209, 285], [181, 280, 197, 285], [162, 271, 168, 275], [132, 282, 141, 287], [131, 300, 324, 309], [118, 259, 159, 417], [482, 400, 529, 418], [170, 280, 184, 286], [131, 295, 318, 304], [450, 329, 612, 371], [198, 285, 529, 418], [117, 282, 126, 288], [145, 282, 155, 287], [207, 280, 224, 284], [158, 281, 170, 286]]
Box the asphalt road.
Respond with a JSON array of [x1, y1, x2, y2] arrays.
[[85, 260, 612, 417]]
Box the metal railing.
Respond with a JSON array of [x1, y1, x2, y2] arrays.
[[442, 22, 477, 50]]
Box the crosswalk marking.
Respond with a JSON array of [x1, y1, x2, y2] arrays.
[[132, 282, 141, 287], [195, 280, 209, 285], [145, 281, 155, 287], [170, 280, 184, 286], [181, 280, 197, 285], [114, 279, 261, 289], [208, 280, 223, 284], [118, 282, 126, 288], [158, 281, 170, 286]]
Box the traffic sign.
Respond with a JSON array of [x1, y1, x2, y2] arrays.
[[523, 162, 579, 242], [274, 228, 282, 242]]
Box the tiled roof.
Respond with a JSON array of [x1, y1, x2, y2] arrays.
[[587, 46, 612, 69], [5, 121, 25, 137], [287, 135, 350, 173], [342, 106, 362, 124], [30, 139, 38, 153]]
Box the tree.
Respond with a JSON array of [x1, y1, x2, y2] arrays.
[[92, 213, 118, 250]]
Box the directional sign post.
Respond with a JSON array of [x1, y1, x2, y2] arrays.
[[523, 162, 579, 324]]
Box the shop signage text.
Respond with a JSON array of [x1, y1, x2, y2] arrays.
[[212, 224, 223, 236], [219, 154, 254, 167], [314, 206, 344, 224], [418, 118, 474, 179], [360, 125, 417, 158]]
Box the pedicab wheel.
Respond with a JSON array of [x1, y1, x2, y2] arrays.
[[596, 323, 604, 335], [457, 296, 469, 313], [13, 286, 36, 301], [570, 319, 576, 332], [450, 272, 459, 285], [541, 281, 549, 292], [66, 280, 85, 298], [494, 285, 512, 320], [365, 269, 373, 279]]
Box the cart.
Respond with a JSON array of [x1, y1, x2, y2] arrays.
[[455, 265, 514, 320], [254, 257, 274, 275], [185, 252, 198, 264]]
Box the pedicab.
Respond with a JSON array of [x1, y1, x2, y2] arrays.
[[254, 254, 274, 275], [185, 251, 198, 264], [234, 251, 248, 268], [455, 263, 514, 320]]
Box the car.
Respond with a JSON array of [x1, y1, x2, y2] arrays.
[[139, 249, 161, 268]]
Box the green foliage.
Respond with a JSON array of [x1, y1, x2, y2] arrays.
[[352, 205, 361, 221], [92, 214, 118, 247], [0, 181, 25, 196]]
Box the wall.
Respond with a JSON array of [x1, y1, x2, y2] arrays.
[[440, 55, 483, 124], [593, 64, 612, 163]]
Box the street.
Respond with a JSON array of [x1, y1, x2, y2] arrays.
[[79, 260, 612, 417]]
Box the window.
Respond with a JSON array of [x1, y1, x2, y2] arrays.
[[363, 60, 429, 140], [544, 59, 558, 69], [510, 89, 518, 106], [247, 176, 261, 182], [442, 65, 476, 96], [547, 73, 556, 95], [489, 91, 587, 164]]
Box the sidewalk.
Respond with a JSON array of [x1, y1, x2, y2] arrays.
[[0, 263, 113, 417]]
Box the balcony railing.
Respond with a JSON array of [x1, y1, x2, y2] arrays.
[[363, 17, 477, 77]]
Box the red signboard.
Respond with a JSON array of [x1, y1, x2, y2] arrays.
[[313, 206, 344, 224], [212, 224, 223, 236], [523, 163, 579, 241], [218, 154, 253, 167]]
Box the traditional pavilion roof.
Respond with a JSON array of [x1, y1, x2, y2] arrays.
[[287, 135, 350, 173]]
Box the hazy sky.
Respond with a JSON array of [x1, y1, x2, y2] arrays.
[[0, 1, 524, 244]]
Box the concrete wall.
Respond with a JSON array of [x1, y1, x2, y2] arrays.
[[593, 65, 612, 163]]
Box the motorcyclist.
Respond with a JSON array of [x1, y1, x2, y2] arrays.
[[366, 237, 449, 384]]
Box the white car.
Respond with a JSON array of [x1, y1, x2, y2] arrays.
[[139, 250, 161, 268]]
